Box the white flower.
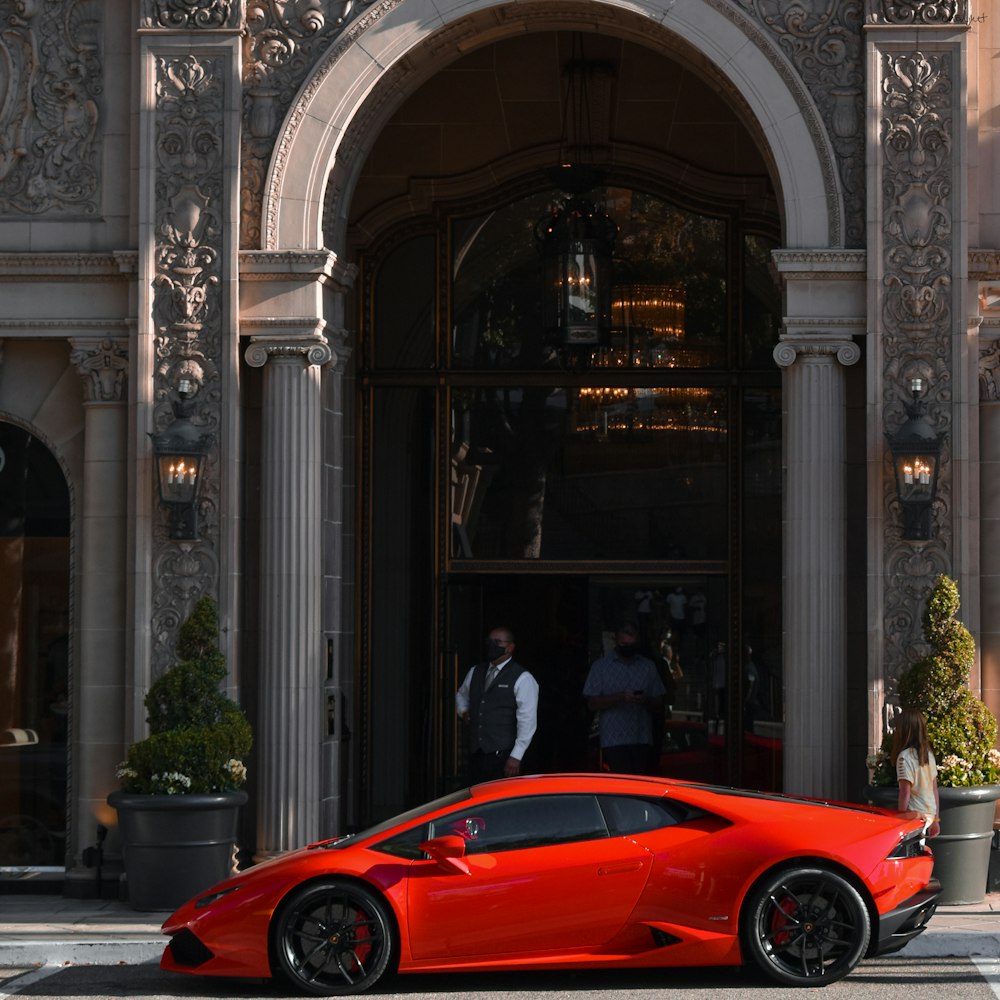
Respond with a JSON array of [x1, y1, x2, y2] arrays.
[[152, 771, 193, 794], [226, 758, 247, 783]]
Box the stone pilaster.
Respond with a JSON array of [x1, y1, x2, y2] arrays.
[[245, 329, 333, 857], [134, 22, 243, 753], [68, 337, 129, 874], [775, 336, 862, 798], [865, 4, 972, 752]]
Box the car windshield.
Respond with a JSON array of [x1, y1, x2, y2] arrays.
[[313, 788, 473, 850]]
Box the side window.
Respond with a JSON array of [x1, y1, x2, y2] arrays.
[[429, 794, 608, 854], [598, 795, 703, 836], [372, 822, 430, 860]]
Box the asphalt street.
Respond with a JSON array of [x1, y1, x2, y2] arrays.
[[2, 957, 999, 1000]]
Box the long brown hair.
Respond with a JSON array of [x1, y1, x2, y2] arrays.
[[890, 707, 931, 767]]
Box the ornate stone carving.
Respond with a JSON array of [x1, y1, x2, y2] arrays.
[[241, 0, 375, 247], [244, 330, 334, 369], [150, 52, 227, 676], [773, 337, 861, 368], [866, 0, 969, 24], [734, 0, 865, 247], [69, 337, 128, 402], [878, 49, 956, 678], [0, 0, 102, 216], [980, 340, 1000, 403], [140, 0, 241, 29]]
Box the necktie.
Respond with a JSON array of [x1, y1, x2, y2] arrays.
[[485, 665, 498, 689]]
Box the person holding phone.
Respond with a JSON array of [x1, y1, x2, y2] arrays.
[[583, 622, 666, 775]]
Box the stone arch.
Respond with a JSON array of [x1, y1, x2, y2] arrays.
[[264, 0, 841, 254]]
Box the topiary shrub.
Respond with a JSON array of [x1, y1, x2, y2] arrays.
[[868, 575, 1000, 787], [115, 595, 252, 794]]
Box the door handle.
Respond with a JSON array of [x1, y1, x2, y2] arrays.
[[597, 861, 645, 876]]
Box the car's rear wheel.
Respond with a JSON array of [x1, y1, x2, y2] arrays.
[[274, 880, 395, 995], [743, 866, 870, 986]]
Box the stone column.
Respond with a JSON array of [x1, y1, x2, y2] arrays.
[[68, 337, 129, 882], [246, 330, 332, 858], [774, 336, 861, 799]]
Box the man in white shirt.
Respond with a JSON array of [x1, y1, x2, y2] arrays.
[[456, 626, 539, 782]]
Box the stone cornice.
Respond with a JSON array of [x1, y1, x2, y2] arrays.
[[0, 319, 131, 335], [239, 250, 357, 288], [0, 253, 138, 277]]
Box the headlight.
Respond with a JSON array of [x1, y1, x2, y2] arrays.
[[887, 829, 926, 859], [195, 885, 241, 909]]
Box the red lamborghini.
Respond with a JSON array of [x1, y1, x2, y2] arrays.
[[160, 774, 939, 994]]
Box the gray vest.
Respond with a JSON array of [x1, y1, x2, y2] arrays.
[[468, 659, 526, 754]]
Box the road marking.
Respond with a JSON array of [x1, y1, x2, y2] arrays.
[[0, 965, 62, 998], [974, 956, 1000, 1000]]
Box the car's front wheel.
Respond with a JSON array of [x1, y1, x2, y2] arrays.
[[743, 866, 871, 986], [274, 880, 396, 995]]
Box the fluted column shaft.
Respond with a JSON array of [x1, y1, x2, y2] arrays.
[[247, 335, 331, 858], [775, 338, 860, 799]]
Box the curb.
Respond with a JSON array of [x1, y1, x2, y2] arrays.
[[898, 932, 1000, 959], [0, 939, 163, 968]]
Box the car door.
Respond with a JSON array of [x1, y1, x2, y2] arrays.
[[405, 793, 652, 960]]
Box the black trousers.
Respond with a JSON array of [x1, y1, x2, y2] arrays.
[[469, 748, 511, 783]]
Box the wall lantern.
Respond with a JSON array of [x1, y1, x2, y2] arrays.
[[535, 173, 618, 354], [887, 377, 943, 541], [149, 378, 209, 540]]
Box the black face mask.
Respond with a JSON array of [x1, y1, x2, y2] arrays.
[[485, 639, 507, 661], [616, 644, 637, 659]]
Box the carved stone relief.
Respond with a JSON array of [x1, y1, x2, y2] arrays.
[[878, 49, 956, 681], [866, 0, 969, 24], [68, 337, 128, 402], [734, 0, 865, 247], [150, 52, 226, 676], [0, 0, 102, 216], [140, 0, 241, 29]]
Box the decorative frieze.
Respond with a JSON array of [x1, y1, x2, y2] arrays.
[[140, 0, 241, 29], [0, 0, 102, 216], [866, 0, 969, 25]]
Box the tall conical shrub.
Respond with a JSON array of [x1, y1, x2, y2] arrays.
[[871, 575, 999, 787], [116, 596, 252, 794]]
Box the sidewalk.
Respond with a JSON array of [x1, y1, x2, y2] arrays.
[[0, 892, 997, 969]]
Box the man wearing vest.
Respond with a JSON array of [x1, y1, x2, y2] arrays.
[[456, 626, 539, 783]]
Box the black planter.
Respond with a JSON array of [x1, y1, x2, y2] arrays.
[[108, 789, 247, 911], [864, 783, 1000, 904]]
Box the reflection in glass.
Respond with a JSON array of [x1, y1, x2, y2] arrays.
[[451, 188, 728, 370], [450, 385, 728, 561]]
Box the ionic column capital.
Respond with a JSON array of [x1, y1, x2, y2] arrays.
[[244, 325, 333, 370], [773, 337, 862, 368]]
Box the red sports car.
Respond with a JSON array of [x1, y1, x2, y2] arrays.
[[160, 774, 938, 994]]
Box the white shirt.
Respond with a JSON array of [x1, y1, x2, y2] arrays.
[[455, 658, 539, 761]]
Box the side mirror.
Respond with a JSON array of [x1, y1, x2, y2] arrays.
[[420, 835, 472, 875]]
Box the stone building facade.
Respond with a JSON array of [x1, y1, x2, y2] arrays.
[[0, 0, 997, 886]]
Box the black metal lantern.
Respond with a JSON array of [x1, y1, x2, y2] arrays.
[[887, 377, 943, 541], [535, 189, 617, 351], [150, 379, 209, 540]]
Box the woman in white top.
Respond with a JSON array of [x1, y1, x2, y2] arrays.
[[891, 707, 940, 838]]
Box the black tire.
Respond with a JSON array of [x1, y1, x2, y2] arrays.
[[274, 880, 396, 995], [742, 866, 871, 986]]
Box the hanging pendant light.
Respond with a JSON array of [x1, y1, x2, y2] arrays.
[[535, 189, 617, 349], [535, 39, 618, 355]]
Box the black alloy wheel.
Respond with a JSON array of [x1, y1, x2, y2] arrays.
[[274, 880, 396, 995], [743, 866, 871, 986]]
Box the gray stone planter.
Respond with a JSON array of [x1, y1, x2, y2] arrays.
[[108, 789, 247, 911], [865, 783, 1000, 904]]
